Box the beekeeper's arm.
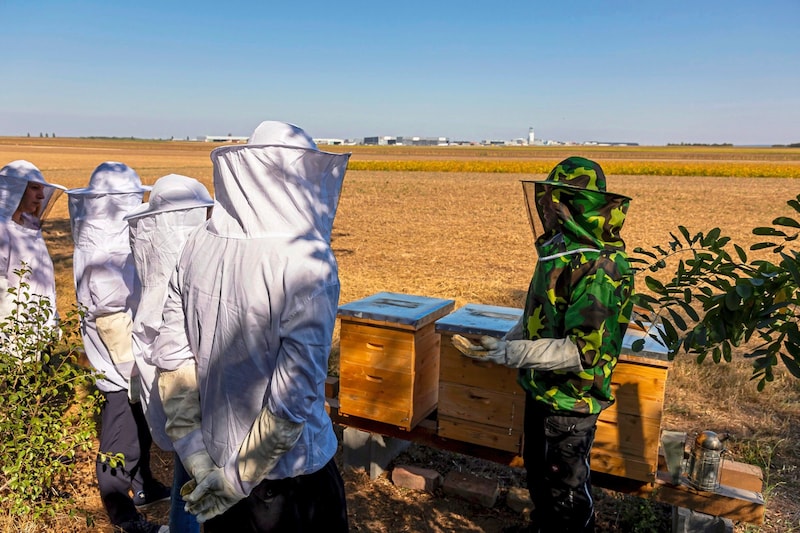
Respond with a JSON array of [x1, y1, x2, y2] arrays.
[[151, 267, 215, 486], [184, 282, 336, 522], [91, 259, 137, 379], [453, 263, 626, 373], [452, 333, 583, 372]]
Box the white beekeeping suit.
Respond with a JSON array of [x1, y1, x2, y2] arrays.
[[0, 160, 65, 324], [67, 162, 151, 392], [124, 174, 213, 451], [153, 121, 350, 522]]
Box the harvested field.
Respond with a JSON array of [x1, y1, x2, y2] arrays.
[[1, 139, 799, 531]]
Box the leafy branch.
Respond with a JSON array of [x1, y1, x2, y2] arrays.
[[629, 194, 800, 391]]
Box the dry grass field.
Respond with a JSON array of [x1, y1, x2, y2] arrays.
[[1, 138, 799, 531]]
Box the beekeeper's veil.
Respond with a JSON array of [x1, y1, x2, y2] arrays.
[[0, 160, 66, 226], [208, 121, 350, 242]]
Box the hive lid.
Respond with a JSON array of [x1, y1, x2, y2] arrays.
[[621, 322, 669, 359], [435, 303, 523, 337], [337, 292, 455, 329]]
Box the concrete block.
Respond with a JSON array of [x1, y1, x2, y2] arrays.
[[442, 471, 499, 508], [341, 427, 411, 480], [672, 507, 733, 533], [391, 465, 442, 493], [506, 486, 532, 515]]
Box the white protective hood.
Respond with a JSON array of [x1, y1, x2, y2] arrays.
[[127, 174, 212, 450], [151, 121, 351, 481], [208, 121, 348, 242], [67, 161, 148, 392], [0, 160, 66, 225], [0, 160, 64, 327]]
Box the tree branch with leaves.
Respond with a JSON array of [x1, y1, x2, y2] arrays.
[[630, 194, 800, 391]]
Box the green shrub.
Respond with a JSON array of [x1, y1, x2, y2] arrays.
[[0, 267, 100, 518]]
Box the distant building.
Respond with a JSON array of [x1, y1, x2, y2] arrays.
[[314, 138, 346, 145], [363, 135, 449, 146], [528, 127, 535, 145], [197, 135, 249, 143]]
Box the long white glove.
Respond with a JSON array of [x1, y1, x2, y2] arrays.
[[158, 365, 202, 442], [183, 467, 244, 523], [451, 334, 584, 372], [183, 407, 303, 522], [236, 407, 303, 486], [95, 311, 135, 379]]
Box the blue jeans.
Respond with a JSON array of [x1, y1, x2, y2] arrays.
[[170, 453, 200, 533]]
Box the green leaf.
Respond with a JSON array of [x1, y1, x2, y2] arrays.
[[645, 277, 666, 293], [753, 227, 787, 237], [631, 339, 645, 352], [666, 307, 687, 331], [750, 242, 777, 251], [734, 244, 747, 262], [678, 225, 691, 243], [633, 247, 657, 259], [702, 228, 722, 246], [735, 281, 753, 299], [781, 354, 800, 379], [773, 216, 800, 229]]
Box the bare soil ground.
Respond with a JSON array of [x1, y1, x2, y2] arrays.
[[1, 140, 798, 531]]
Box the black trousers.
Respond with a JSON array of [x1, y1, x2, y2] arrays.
[[96, 390, 155, 525], [204, 458, 349, 533], [523, 395, 599, 533]]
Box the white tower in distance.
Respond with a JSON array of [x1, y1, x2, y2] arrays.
[[528, 127, 535, 145]]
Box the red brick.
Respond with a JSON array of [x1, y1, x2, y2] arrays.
[[391, 465, 442, 493], [442, 471, 499, 508]]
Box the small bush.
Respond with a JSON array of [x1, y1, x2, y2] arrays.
[[0, 267, 100, 518]]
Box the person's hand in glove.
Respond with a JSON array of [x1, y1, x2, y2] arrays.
[[183, 466, 246, 523], [451, 334, 584, 372], [179, 450, 217, 496], [451, 335, 506, 364]]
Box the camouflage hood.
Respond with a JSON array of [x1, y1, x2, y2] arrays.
[[519, 157, 635, 415], [522, 156, 631, 253]]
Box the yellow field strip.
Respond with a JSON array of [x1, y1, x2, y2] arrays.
[[348, 159, 800, 178]]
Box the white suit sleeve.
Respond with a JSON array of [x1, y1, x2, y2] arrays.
[[151, 265, 205, 462]]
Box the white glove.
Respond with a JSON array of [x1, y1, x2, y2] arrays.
[[183, 466, 246, 523], [95, 311, 135, 379], [181, 450, 217, 488], [451, 334, 583, 372], [236, 407, 303, 487], [158, 365, 202, 442]]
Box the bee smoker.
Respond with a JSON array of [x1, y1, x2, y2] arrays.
[[687, 430, 728, 491]]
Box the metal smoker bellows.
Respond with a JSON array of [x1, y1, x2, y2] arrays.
[[687, 430, 728, 491]]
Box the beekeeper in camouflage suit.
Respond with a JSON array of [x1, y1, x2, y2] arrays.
[[452, 156, 634, 533]]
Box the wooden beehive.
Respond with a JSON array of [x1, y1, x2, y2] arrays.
[[592, 324, 670, 482], [337, 292, 455, 430], [435, 303, 526, 454]]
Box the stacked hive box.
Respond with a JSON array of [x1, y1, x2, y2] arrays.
[[436, 304, 670, 482], [593, 323, 670, 482], [337, 292, 455, 430], [435, 303, 526, 454]]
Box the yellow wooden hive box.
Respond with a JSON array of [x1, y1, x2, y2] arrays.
[[435, 303, 526, 454], [337, 292, 455, 430], [436, 304, 670, 482]]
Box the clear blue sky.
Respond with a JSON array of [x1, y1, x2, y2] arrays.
[[2, 1, 798, 145]]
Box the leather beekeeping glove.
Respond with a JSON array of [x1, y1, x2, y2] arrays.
[[237, 407, 303, 487], [184, 467, 245, 523], [158, 365, 202, 442], [184, 407, 303, 522], [451, 334, 584, 372], [95, 311, 135, 379]]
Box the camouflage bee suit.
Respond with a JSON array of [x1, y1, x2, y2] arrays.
[[519, 157, 633, 533]]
